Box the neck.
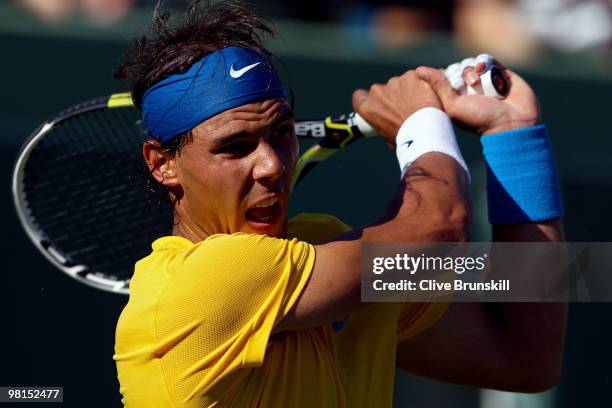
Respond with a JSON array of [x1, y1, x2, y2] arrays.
[[172, 212, 210, 243]]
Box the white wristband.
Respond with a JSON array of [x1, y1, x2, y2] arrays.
[[395, 107, 470, 180]]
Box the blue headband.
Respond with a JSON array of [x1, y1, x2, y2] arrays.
[[141, 46, 287, 143]]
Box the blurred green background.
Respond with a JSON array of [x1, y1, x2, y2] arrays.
[[1, 1, 612, 407]]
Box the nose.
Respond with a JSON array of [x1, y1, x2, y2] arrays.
[[252, 142, 286, 183]]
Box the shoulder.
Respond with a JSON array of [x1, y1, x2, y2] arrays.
[[141, 233, 314, 275], [189, 232, 305, 256], [169, 233, 314, 285], [288, 213, 351, 244]]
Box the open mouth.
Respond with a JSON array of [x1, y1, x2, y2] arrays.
[[245, 197, 280, 225]]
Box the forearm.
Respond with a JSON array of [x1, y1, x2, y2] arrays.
[[328, 111, 472, 315], [366, 106, 472, 243], [482, 123, 567, 389], [308, 108, 472, 306], [486, 220, 567, 389], [365, 153, 470, 243], [396, 220, 566, 392]]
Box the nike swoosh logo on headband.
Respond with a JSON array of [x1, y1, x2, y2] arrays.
[[229, 62, 261, 78]]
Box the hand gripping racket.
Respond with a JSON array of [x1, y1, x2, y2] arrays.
[[12, 93, 376, 294]]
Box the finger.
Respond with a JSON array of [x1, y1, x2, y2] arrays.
[[475, 62, 487, 75], [460, 57, 476, 73], [477, 53, 511, 86], [459, 57, 480, 87], [416, 66, 458, 106], [463, 67, 480, 87], [475, 53, 494, 70], [477, 53, 511, 81], [444, 63, 465, 91], [352, 89, 368, 112]]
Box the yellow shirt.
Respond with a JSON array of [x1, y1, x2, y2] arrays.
[[114, 213, 447, 407]]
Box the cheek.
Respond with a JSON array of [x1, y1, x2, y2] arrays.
[[181, 158, 249, 206], [176, 157, 214, 197]]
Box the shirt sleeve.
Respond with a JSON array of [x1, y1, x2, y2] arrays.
[[154, 233, 315, 397]]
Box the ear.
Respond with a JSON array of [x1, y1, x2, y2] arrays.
[[142, 141, 180, 187]]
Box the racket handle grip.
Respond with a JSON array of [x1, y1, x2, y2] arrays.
[[350, 113, 377, 137]]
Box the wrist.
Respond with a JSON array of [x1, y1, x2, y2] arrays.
[[389, 104, 444, 138], [395, 107, 470, 179], [481, 117, 540, 136], [481, 125, 564, 224]]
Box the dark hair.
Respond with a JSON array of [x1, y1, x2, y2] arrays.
[[116, 0, 276, 111], [115, 0, 278, 204]]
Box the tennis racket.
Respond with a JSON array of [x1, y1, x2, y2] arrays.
[[12, 93, 376, 294]]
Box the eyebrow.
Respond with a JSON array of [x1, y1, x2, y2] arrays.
[[274, 108, 294, 127], [213, 108, 295, 146], [213, 131, 250, 147]]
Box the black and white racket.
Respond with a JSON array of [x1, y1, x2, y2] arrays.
[[12, 93, 376, 294]]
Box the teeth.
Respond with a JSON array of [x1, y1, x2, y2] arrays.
[[252, 198, 278, 208]]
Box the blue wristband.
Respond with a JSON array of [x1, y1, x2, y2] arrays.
[[481, 125, 564, 224]]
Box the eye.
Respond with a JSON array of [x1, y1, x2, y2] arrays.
[[215, 133, 258, 156], [272, 124, 294, 141], [220, 140, 257, 156]]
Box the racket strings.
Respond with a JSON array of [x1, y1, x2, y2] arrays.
[[22, 107, 172, 282]]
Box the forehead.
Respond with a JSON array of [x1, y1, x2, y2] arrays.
[[192, 98, 293, 138]]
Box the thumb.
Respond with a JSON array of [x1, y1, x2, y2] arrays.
[[416, 66, 457, 107], [352, 89, 368, 113]]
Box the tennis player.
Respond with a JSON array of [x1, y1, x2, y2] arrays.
[[114, 1, 566, 406]]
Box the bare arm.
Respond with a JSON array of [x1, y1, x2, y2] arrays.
[[276, 72, 471, 332], [396, 63, 566, 392], [396, 220, 566, 392]]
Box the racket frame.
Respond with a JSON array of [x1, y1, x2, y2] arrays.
[[12, 96, 134, 293]]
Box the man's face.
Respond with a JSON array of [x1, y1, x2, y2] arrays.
[[170, 98, 297, 239]]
